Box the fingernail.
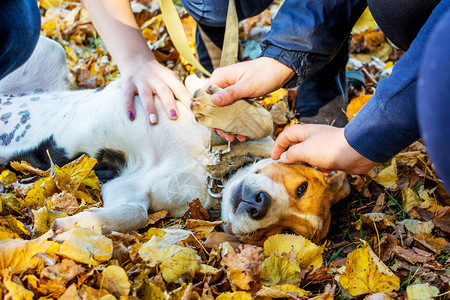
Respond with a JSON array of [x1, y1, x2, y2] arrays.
[[169, 109, 177, 119], [149, 113, 157, 124], [127, 111, 134, 120], [280, 152, 286, 162], [212, 93, 224, 105]]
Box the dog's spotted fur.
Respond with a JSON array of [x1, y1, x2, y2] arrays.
[[0, 37, 350, 244]]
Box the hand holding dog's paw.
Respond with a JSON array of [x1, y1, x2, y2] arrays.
[[191, 85, 273, 140]]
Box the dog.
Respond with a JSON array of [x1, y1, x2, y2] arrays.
[[0, 37, 350, 244]]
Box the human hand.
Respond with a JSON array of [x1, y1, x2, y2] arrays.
[[205, 57, 295, 106], [120, 58, 191, 124], [204, 57, 293, 141], [271, 124, 377, 174]]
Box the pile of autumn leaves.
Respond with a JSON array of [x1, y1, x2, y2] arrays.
[[0, 155, 401, 299]]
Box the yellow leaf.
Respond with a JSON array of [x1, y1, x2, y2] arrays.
[[57, 227, 113, 265], [373, 164, 397, 189], [24, 177, 58, 207], [259, 88, 287, 106], [55, 154, 97, 192], [0, 170, 18, 187], [1, 193, 24, 215], [183, 219, 225, 240], [256, 284, 309, 299], [3, 275, 34, 300], [352, 8, 376, 34], [0, 233, 61, 274], [10, 161, 48, 177], [216, 291, 253, 300], [32, 206, 68, 237], [99, 265, 131, 297], [142, 228, 166, 241], [339, 242, 400, 296], [139, 236, 201, 282], [402, 188, 436, 215], [406, 283, 440, 300], [263, 234, 323, 269], [0, 216, 29, 238], [260, 253, 300, 286]]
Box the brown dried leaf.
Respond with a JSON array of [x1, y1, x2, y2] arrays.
[[222, 245, 261, 291]]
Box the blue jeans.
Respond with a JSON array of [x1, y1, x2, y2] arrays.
[[0, 0, 41, 80], [417, 7, 450, 190]]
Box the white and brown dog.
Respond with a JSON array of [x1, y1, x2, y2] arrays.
[[0, 37, 350, 244]]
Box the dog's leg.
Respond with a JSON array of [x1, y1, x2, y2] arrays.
[[191, 86, 273, 139], [52, 174, 150, 234], [0, 36, 68, 94]]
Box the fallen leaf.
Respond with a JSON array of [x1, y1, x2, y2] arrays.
[[402, 188, 436, 214], [46, 191, 79, 213], [10, 161, 48, 177], [216, 291, 253, 300], [32, 206, 67, 237], [222, 244, 261, 290], [57, 227, 113, 265], [144, 210, 168, 226], [54, 154, 97, 192], [431, 206, 450, 233], [41, 258, 85, 282], [406, 283, 440, 300], [0, 170, 18, 187], [339, 242, 400, 296], [413, 233, 450, 255], [392, 246, 434, 264], [255, 284, 309, 298], [139, 236, 201, 282], [260, 252, 300, 286], [373, 164, 397, 190], [346, 93, 372, 121], [398, 219, 434, 235], [183, 199, 210, 220], [3, 274, 34, 300], [0, 232, 60, 274], [98, 265, 131, 297], [263, 234, 324, 269], [24, 177, 58, 207]]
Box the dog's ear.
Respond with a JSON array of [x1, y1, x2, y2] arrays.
[[325, 171, 351, 205]]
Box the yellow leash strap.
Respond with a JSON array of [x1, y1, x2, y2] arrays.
[[159, 0, 211, 76], [220, 0, 239, 67]]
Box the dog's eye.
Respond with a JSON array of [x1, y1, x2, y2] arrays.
[[296, 181, 308, 198], [282, 228, 295, 235], [255, 170, 260, 174]]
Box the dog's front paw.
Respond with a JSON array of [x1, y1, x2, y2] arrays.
[[51, 208, 107, 234], [191, 85, 273, 139], [51, 216, 78, 233]]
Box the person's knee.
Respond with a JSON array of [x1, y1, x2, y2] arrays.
[[0, 0, 41, 79]]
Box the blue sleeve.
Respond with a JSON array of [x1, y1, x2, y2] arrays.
[[259, 0, 367, 88], [344, 0, 450, 162]]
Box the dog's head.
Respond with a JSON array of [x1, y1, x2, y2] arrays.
[[221, 159, 350, 245]]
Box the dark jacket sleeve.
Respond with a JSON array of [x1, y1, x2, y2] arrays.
[[259, 0, 367, 88], [344, 0, 450, 162]]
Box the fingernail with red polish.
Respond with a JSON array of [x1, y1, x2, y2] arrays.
[[169, 109, 177, 119], [127, 111, 134, 120]]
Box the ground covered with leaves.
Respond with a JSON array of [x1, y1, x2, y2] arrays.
[[0, 1, 449, 299]]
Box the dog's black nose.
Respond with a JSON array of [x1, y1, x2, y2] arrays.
[[242, 191, 271, 220]]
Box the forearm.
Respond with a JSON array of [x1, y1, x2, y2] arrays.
[[82, 0, 156, 69]]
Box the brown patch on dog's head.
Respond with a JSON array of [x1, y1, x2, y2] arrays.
[[222, 160, 350, 245]]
